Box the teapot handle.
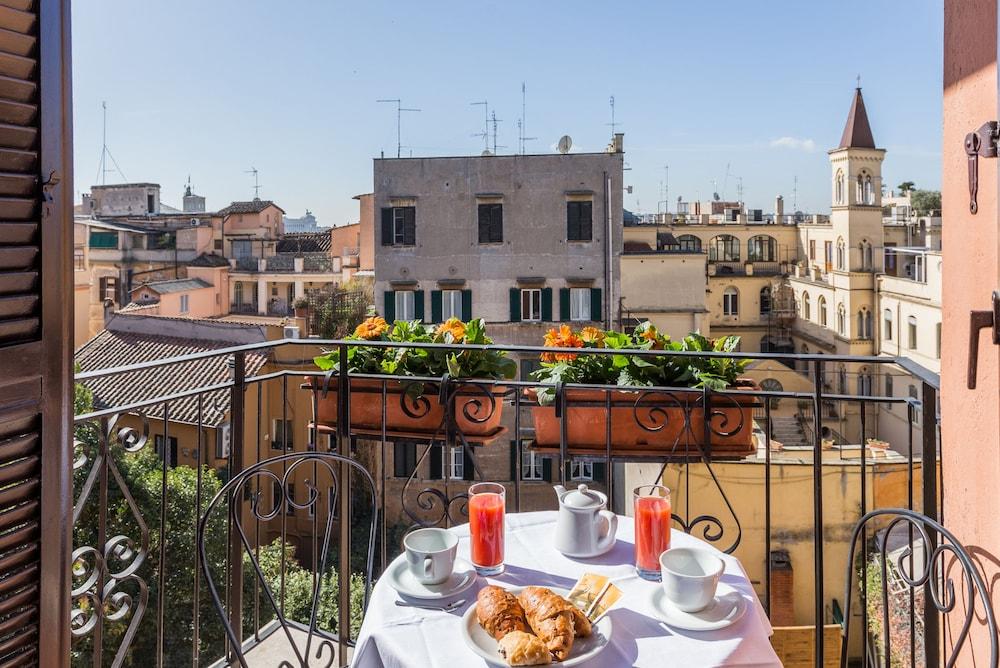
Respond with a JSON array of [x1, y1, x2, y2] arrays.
[[596, 510, 618, 552]]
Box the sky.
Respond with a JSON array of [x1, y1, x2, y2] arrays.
[[71, 1, 942, 226]]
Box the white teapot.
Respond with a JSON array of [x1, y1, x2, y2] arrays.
[[552, 484, 618, 558]]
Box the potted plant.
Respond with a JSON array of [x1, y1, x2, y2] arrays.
[[526, 322, 758, 458], [293, 297, 311, 318], [310, 316, 516, 437]]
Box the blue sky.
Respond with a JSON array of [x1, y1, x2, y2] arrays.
[[71, 1, 942, 225]]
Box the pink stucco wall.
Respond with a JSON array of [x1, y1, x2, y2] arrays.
[[943, 0, 1000, 662]]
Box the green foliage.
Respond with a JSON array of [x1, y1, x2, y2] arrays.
[[310, 282, 375, 339], [896, 181, 915, 194], [909, 189, 941, 216], [531, 322, 750, 405], [314, 316, 516, 381]]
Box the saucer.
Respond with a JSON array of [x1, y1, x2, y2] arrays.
[[649, 583, 747, 631], [384, 555, 477, 600]]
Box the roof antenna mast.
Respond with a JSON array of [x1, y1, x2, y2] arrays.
[[470, 100, 488, 152], [245, 167, 261, 199], [606, 95, 620, 137], [377, 98, 421, 158], [519, 82, 537, 155], [94, 101, 128, 185]]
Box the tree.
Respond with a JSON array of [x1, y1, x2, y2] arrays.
[[910, 189, 941, 216], [897, 181, 916, 194]]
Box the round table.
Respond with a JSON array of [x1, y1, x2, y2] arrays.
[[352, 511, 780, 667]]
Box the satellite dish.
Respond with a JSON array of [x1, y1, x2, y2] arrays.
[[557, 135, 573, 154], [713, 192, 721, 201], [677, 196, 682, 202], [481, 149, 493, 157]]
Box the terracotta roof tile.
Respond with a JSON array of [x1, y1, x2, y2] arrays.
[[217, 199, 285, 215]]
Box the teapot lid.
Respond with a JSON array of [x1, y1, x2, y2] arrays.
[[562, 484, 605, 509]]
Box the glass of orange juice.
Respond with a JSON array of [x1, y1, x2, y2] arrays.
[[469, 482, 505, 576], [633, 484, 672, 581]]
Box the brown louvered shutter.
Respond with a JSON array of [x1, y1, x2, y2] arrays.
[[0, 0, 73, 666]]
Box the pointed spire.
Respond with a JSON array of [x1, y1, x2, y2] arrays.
[[838, 87, 876, 149]]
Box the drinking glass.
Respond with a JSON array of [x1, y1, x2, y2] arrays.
[[469, 482, 505, 576], [633, 484, 672, 581]]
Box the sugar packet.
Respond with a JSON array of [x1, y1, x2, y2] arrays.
[[567, 573, 623, 622]]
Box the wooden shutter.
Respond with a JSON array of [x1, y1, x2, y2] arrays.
[[590, 288, 602, 323], [0, 0, 73, 664], [579, 201, 593, 241], [566, 202, 578, 240], [413, 290, 424, 321], [462, 447, 474, 481], [461, 289, 472, 321], [559, 288, 570, 321], [430, 289, 442, 323], [541, 288, 553, 322], [402, 207, 416, 246], [380, 208, 393, 246], [541, 457, 552, 483], [383, 290, 395, 321], [490, 204, 502, 242], [428, 444, 442, 480], [508, 288, 520, 322], [477, 204, 490, 244]]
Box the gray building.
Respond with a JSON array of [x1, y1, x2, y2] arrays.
[[373, 137, 625, 351]]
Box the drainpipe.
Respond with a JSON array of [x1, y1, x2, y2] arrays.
[[604, 171, 613, 329]]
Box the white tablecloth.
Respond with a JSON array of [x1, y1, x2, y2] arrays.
[[352, 511, 780, 667]]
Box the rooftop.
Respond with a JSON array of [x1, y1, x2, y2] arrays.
[[276, 231, 332, 253], [838, 87, 877, 149], [217, 199, 285, 215], [188, 252, 231, 268], [131, 277, 213, 295]]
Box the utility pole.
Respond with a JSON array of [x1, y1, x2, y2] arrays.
[[377, 98, 421, 158]]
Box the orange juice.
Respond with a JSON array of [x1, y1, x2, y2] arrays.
[[469, 483, 505, 575], [634, 486, 671, 580]]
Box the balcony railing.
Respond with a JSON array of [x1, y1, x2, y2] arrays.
[[70, 338, 949, 666]]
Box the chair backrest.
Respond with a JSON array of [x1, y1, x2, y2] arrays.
[[198, 451, 378, 668], [840, 508, 998, 668], [771, 625, 841, 667]]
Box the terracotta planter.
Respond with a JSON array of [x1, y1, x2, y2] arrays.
[[294, 307, 309, 318], [308, 377, 506, 437], [526, 383, 759, 458]]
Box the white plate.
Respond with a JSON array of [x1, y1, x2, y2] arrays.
[[461, 585, 613, 667], [649, 583, 747, 632], [384, 555, 477, 600]]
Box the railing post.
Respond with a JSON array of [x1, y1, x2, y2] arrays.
[[337, 343, 352, 662], [921, 381, 939, 667], [811, 360, 825, 666], [226, 351, 246, 657]]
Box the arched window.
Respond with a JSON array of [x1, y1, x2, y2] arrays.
[[857, 309, 868, 339], [864, 175, 874, 204], [835, 170, 844, 205], [838, 365, 848, 394], [860, 239, 874, 270], [760, 286, 772, 315], [864, 311, 873, 339], [709, 235, 740, 262], [723, 287, 739, 316], [818, 296, 828, 326], [760, 378, 783, 409], [748, 235, 777, 262], [234, 281, 244, 304], [802, 291, 811, 320], [907, 316, 918, 349], [857, 369, 872, 396], [800, 344, 810, 374], [883, 309, 893, 340], [837, 303, 846, 335], [676, 234, 702, 252], [836, 237, 846, 270]]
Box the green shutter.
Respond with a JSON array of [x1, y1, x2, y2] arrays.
[[541, 288, 553, 322], [414, 290, 425, 321], [428, 444, 442, 480], [590, 288, 602, 323], [462, 447, 475, 481], [593, 461, 606, 482], [559, 288, 571, 321], [509, 288, 521, 322], [462, 289, 473, 320], [431, 290, 442, 323], [383, 290, 395, 322], [541, 457, 552, 483]]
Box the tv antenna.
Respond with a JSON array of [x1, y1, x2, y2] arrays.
[[245, 167, 261, 198], [519, 82, 537, 155], [94, 101, 128, 185], [470, 100, 489, 152], [377, 98, 421, 158], [490, 110, 504, 154], [606, 95, 620, 136], [792, 175, 798, 211]]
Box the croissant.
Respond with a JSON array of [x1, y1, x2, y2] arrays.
[[517, 587, 577, 661], [477, 585, 530, 641], [497, 630, 552, 666]]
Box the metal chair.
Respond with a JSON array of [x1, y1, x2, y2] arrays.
[[841, 508, 998, 668], [198, 451, 378, 668]]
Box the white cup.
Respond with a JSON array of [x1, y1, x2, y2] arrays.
[[404, 528, 458, 585], [659, 547, 725, 613]]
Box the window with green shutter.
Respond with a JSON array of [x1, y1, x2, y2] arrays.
[[559, 288, 571, 321], [590, 288, 602, 323], [381, 206, 416, 246], [383, 290, 396, 321], [462, 289, 473, 320], [431, 289, 442, 322], [509, 288, 521, 322], [541, 287, 553, 321]]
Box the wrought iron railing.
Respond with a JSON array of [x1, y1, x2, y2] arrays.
[[70, 338, 948, 667]]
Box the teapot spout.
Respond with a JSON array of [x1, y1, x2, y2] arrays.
[[552, 484, 567, 501]]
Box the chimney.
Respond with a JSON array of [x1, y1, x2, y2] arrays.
[[769, 550, 795, 626], [613, 132, 624, 153], [775, 195, 784, 221]]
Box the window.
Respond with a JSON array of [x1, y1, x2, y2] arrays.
[[801, 291, 810, 320], [521, 288, 542, 322], [935, 322, 942, 359], [835, 170, 844, 205], [234, 282, 244, 305], [98, 276, 118, 302], [907, 316, 918, 349], [860, 240, 874, 270], [885, 243, 897, 272], [179, 294, 189, 313], [478, 203, 503, 243], [747, 235, 777, 262], [824, 241, 833, 272], [522, 450, 543, 481], [814, 296, 825, 326], [809, 239, 816, 261], [231, 239, 252, 258], [760, 286, 772, 316], [216, 423, 231, 459], [909, 385, 921, 425], [723, 287, 739, 316], [395, 290, 415, 320], [709, 235, 740, 262], [520, 358, 541, 381], [837, 304, 846, 336], [567, 201, 593, 241], [858, 309, 872, 339], [146, 193, 156, 213], [570, 460, 593, 481], [272, 419, 293, 450], [286, 483, 296, 515], [838, 366, 847, 394], [89, 230, 118, 248], [836, 238, 845, 270], [154, 435, 178, 466], [885, 374, 894, 408], [857, 373, 872, 396], [884, 309, 893, 340], [676, 235, 701, 252], [759, 378, 783, 409], [569, 287, 591, 321], [441, 289, 463, 321], [449, 447, 464, 480], [381, 206, 416, 246], [393, 442, 418, 478]]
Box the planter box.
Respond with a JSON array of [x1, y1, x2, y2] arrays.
[[526, 383, 759, 459], [308, 377, 506, 437]]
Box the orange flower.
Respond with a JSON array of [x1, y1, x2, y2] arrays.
[[436, 317, 466, 342], [541, 325, 584, 362], [353, 316, 389, 340], [640, 325, 664, 350], [580, 326, 605, 347]]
